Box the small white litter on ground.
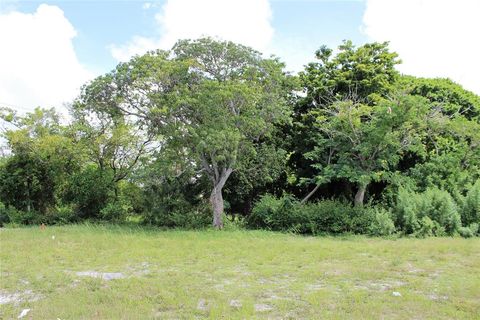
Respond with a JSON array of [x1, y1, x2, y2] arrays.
[[17, 308, 30, 319], [392, 291, 402, 297], [75, 271, 125, 280]]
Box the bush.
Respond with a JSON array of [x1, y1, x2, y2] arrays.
[[393, 188, 421, 234], [424, 188, 461, 235], [100, 201, 131, 223], [368, 207, 396, 236], [394, 187, 461, 236], [4, 207, 39, 225], [143, 200, 211, 229], [248, 194, 285, 229], [458, 226, 474, 238], [413, 216, 447, 238], [303, 200, 375, 234], [0, 202, 9, 227], [248, 194, 307, 232], [468, 222, 479, 235], [44, 204, 77, 225], [461, 180, 480, 226], [63, 166, 113, 219], [249, 195, 389, 235], [223, 215, 247, 231]]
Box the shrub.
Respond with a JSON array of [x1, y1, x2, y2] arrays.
[[0, 201, 9, 227], [394, 187, 461, 236], [303, 200, 350, 234], [248, 194, 307, 232], [168, 206, 212, 229], [63, 166, 113, 219], [415, 216, 435, 238], [223, 215, 247, 231], [248, 194, 285, 229], [368, 207, 396, 236], [458, 226, 474, 238], [462, 180, 480, 226], [413, 216, 446, 238], [250, 195, 384, 235], [4, 207, 39, 225], [393, 188, 421, 234], [468, 222, 479, 235], [143, 200, 211, 229], [424, 188, 461, 235], [100, 201, 131, 223], [44, 204, 77, 225]]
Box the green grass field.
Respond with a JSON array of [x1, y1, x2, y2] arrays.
[[1, 225, 479, 319]]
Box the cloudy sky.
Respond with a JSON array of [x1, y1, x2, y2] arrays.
[[0, 0, 479, 113]]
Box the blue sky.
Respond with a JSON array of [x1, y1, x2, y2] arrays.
[[8, 0, 367, 75], [0, 0, 478, 112]]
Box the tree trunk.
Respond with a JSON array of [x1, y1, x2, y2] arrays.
[[301, 184, 321, 204], [354, 183, 367, 206], [210, 187, 224, 229], [209, 168, 233, 229]]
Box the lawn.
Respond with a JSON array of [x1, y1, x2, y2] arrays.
[[0, 225, 479, 319]]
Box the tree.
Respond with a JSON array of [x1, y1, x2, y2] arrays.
[[397, 76, 480, 199], [291, 41, 401, 203], [0, 108, 81, 215], [299, 41, 400, 111], [305, 94, 428, 206], [71, 87, 154, 199], [80, 38, 293, 228], [169, 38, 292, 228]]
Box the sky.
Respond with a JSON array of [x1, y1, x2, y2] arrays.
[[0, 0, 479, 114]]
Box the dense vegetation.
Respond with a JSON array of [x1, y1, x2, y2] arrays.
[[1, 38, 479, 237]]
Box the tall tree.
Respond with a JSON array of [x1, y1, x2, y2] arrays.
[[79, 38, 293, 228], [170, 38, 292, 227], [0, 108, 81, 214], [305, 94, 428, 206], [292, 41, 401, 203]]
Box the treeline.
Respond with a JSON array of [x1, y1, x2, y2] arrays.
[[0, 38, 479, 237]]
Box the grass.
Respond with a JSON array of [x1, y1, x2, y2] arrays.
[[1, 224, 479, 319]]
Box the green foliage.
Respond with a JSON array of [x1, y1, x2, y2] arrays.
[[301, 41, 400, 106], [458, 223, 479, 238], [248, 194, 305, 232], [399, 76, 480, 120], [100, 201, 132, 223], [46, 204, 77, 225], [0, 153, 56, 214], [304, 200, 373, 234], [367, 207, 396, 236], [248, 195, 383, 235], [3, 207, 39, 225], [424, 188, 461, 234], [461, 180, 480, 226], [415, 216, 437, 238], [63, 166, 114, 219], [468, 223, 479, 236], [0, 201, 9, 226], [143, 201, 211, 229], [1, 39, 479, 236], [303, 94, 428, 205], [394, 187, 461, 236]]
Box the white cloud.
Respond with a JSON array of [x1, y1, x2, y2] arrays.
[[362, 0, 480, 94], [110, 0, 274, 62], [0, 4, 93, 113]]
